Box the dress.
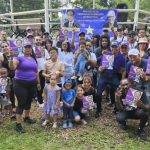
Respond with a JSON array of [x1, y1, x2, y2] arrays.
[[43, 84, 61, 116]]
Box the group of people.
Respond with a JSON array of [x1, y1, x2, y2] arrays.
[[0, 25, 150, 141]]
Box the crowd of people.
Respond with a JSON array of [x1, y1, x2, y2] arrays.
[[0, 25, 150, 141]]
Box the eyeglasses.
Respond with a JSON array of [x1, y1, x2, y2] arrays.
[[121, 83, 128, 86], [24, 45, 31, 48], [1, 45, 8, 48], [86, 45, 92, 47], [121, 46, 127, 49]]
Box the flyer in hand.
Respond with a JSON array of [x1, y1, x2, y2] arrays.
[[122, 88, 143, 108], [101, 55, 114, 70]]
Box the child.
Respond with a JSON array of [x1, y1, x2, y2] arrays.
[[74, 41, 90, 81], [0, 68, 12, 120], [42, 74, 61, 128], [82, 74, 96, 110], [73, 85, 88, 125], [62, 79, 76, 128]]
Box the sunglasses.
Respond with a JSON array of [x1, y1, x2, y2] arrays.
[[1, 45, 8, 48]]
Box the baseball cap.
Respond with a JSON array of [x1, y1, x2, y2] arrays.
[[23, 41, 32, 47], [111, 41, 119, 47], [128, 31, 136, 36], [43, 32, 49, 35], [138, 37, 148, 44], [26, 33, 34, 38], [128, 48, 139, 56], [78, 32, 85, 36], [121, 41, 129, 47], [64, 79, 72, 86]]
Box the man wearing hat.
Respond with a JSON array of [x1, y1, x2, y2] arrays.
[[96, 41, 126, 117], [26, 33, 34, 45], [120, 41, 129, 61], [126, 48, 150, 104], [127, 31, 138, 50]]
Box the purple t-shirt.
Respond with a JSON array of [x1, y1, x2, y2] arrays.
[[15, 56, 37, 81]]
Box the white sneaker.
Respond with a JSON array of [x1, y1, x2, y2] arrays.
[[78, 76, 83, 81], [52, 122, 57, 128], [81, 119, 87, 125], [71, 76, 77, 80], [42, 120, 49, 126], [39, 103, 44, 108]]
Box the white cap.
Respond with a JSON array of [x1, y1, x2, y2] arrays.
[[128, 48, 139, 56]]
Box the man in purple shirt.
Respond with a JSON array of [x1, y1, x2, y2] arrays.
[[95, 41, 126, 118]]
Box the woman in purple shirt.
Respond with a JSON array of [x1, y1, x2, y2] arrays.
[[9, 41, 37, 133]]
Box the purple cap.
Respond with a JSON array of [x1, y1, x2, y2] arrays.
[[26, 33, 34, 38], [23, 41, 32, 47], [121, 41, 129, 47], [111, 41, 119, 47], [26, 26, 32, 31]]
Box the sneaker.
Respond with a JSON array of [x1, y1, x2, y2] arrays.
[[15, 123, 26, 133], [52, 122, 57, 129], [10, 114, 16, 121], [78, 76, 83, 81], [81, 119, 87, 125], [68, 122, 73, 128], [95, 112, 101, 118], [24, 117, 36, 124], [42, 120, 49, 126], [71, 76, 77, 80], [137, 129, 147, 141], [63, 122, 68, 129], [39, 103, 44, 108], [107, 102, 114, 107], [118, 123, 127, 130]]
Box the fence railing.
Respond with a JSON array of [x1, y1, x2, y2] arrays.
[[0, 8, 149, 30]]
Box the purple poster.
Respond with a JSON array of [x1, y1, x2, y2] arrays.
[[9, 40, 18, 57], [101, 55, 114, 70], [122, 88, 143, 108], [146, 57, 150, 74], [128, 66, 143, 83]]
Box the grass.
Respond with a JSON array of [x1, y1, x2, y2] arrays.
[[0, 102, 150, 150]]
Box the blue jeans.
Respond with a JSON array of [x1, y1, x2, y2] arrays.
[[96, 74, 120, 112], [75, 54, 87, 76], [63, 107, 73, 121]]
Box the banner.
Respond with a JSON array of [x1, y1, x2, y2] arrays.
[[61, 9, 118, 38]]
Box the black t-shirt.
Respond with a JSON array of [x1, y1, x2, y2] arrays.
[[73, 97, 83, 112], [83, 86, 97, 103]]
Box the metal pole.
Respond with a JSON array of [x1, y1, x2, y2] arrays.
[[93, 0, 95, 9], [133, 0, 140, 31], [10, 0, 14, 23], [49, 0, 52, 28], [45, 0, 49, 32]]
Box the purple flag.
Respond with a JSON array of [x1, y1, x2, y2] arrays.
[[146, 57, 150, 75], [9, 40, 18, 57]]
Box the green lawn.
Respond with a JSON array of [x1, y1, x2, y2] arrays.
[[0, 103, 150, 150]]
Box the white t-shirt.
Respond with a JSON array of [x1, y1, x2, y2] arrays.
[[33, 47, 50, 72], [59, 51, 74, 76]]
